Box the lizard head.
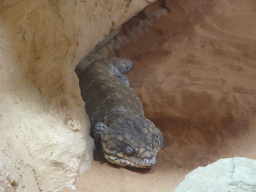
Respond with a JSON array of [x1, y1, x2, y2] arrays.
[[101, 116, 164, 168]]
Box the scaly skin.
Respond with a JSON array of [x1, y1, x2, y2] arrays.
[[79, 57, 164, 168]]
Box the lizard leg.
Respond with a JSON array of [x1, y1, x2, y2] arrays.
[[109, 58, 133, 86], [116, 74, 130, 86], [93, 122, 108, 147], [110, 57, 133, 75], [157, 128, 167, 148]]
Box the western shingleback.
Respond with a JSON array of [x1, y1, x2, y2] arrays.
[[79, 57, 164, 168]]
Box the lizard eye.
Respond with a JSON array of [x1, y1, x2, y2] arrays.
[[125, 145, 134, 155]]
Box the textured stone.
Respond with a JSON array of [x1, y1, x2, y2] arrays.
[[175, 157, 256, 192], [0, 0, 153, 191]]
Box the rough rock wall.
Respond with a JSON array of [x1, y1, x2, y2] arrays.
[[0, 0, 156, 191]]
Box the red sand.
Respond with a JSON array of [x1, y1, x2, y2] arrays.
[[63, 0, 256, 191]]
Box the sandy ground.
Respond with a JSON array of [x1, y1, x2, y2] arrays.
[[63, 0, 256, 191]]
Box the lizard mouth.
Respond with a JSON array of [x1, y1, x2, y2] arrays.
[[103, 152, 156, 168]]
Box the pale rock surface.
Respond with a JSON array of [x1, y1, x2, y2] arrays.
[[175, 157, 256, 192], [0, 0, 154, 191]]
